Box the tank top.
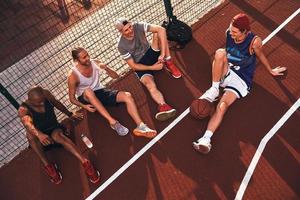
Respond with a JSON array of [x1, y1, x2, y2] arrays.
[[21, 99, 59, 133], [226, 30, 257, 89], [72, 60, 105, 97]]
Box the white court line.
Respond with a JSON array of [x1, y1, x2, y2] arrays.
[[86, 108, 190, 200], [87, 8, 300, 200], [234, 98, 300, 200]]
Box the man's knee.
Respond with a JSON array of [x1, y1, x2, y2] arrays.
[[216, 101, 229, 114], [214, 49, 226, 61], [51, 130, 66, 144], [83, 88, 94, 99], [141, 77, 156, 90]]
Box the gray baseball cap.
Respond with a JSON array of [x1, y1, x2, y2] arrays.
[[114, 17, 130, 31]]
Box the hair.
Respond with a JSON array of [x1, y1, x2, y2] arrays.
[[71, 47, 85, 61], [28, 86, 44, 99]]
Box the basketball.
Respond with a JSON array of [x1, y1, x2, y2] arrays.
[[190, 98, 213, 119]]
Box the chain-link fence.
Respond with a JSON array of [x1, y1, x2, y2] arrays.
[[0, 0, 222, 167]]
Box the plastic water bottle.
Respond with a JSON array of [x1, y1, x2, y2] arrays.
[[81, 134, 93, 148]]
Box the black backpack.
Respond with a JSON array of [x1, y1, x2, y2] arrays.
[[162, 16, 192, 48]]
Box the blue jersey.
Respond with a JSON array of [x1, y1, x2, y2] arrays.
[[226, 30, 257, 89]]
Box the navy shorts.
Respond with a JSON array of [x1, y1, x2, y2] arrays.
[[78, 88, 119, 106], [136, 47, 160, 79], [41, 124, 65, 136]]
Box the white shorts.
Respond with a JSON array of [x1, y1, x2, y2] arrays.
[[220, 69, 249, 98]]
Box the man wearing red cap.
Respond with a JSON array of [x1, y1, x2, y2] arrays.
[[193, 13, 287, 154]]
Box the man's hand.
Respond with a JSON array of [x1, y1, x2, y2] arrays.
[[70, 111, 84, 120], [84, 104, 96, 112], [151, 61, 164, 70], [271, 66, 287, 76], [37, 133, 53, 146]]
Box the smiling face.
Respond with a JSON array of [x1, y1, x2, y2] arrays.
[[121, 22, 134, 38], [229, 24, 246, 43], [77, 49, 91, 66]]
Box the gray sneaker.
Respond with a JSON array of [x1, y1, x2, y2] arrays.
[[111, 121, 129, 136], [133, 123, 157, 138]]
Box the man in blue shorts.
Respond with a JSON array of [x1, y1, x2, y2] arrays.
[[18, 86, 100, 184], [193, 13, 287, 154], [115, 18, 182, 121], [68, 47, 157, 138]]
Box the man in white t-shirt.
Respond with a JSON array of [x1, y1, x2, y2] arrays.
[[115, 18, 181, 121], [68, 47, 157, 138]]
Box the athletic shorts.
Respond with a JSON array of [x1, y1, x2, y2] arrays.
[[135, 47, 160, 80], [41, 124, 65, 136], [220, 69, 249, 98], [78, 88, 119, 106]]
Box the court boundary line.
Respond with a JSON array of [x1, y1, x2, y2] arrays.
[[86, 8, 300, 200], [234, 98, 300, 200]]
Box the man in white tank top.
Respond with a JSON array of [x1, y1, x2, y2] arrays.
[[68, 47, 157, 138]]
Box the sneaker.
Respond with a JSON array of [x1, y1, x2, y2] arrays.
[[192, 137, 212, 154], [165, 60, 182, 78], [83, 160, 100, 184], [44, 163, 63, 184], [200, 87, 219, 102], [111, 121, 129, 136], [133, 123, 157, 138], [155, 104, 176, 121]]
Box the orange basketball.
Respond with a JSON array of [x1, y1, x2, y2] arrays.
[[190, 98, 213, 119]]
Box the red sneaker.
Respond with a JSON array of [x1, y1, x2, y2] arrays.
[[165, 60, 182, 78], [44, 163, 62, 185], [83, 160, 100, 184], [155, 104, 176, 121]]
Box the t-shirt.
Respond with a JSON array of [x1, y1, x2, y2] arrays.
[[117, 22, 150, 63]]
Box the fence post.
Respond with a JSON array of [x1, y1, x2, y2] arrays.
[[0, 83, 19, 110]]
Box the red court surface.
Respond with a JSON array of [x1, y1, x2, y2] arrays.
[[1, 0, 299, 200]]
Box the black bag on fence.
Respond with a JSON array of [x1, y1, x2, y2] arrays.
[[162, 16, 192, 48]]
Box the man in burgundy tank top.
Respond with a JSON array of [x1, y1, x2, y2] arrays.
[[18, 86, 100, 184], [193, 13, 287, 154]]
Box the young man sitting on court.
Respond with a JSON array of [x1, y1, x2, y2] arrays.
[[68, 47, 157, 138], [193, 13, 287, 154], [18, 86, 100, 184], [115, 18, 181, 121]]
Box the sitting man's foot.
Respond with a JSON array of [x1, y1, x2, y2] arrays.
[[155, 104, 176, 121], [200, 87, 219, 102], [133, 123, 157, 138], [111, 121, 129, 136], [44, 163, 63, 184], [193, 137, 212, 154], [165, 60, 182, 78], [83, 160, 100, 184]]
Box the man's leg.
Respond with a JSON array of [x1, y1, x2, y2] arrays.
[[200, 48, 229, 102], [140, 75, 176, 121], [140, 75, 165, 105], [51, 129, 100, 183], [115, 91, 142, 126], [83, 88, 117, 126], [26, 132, 49, 166], [193, 91, 237, 154], [152, 33, 182, 78], [116, 91, 157, 138], [51, 129, 86, 164]]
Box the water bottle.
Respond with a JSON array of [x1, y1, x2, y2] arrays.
[[81, 134, 93, 148]]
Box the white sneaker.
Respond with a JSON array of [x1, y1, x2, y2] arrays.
[[200, 87, 219, 102], [193, 137, 212, 154]]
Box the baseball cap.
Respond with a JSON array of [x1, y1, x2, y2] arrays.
[[232, 13, 250, 31], [114, 17, 130, 31]]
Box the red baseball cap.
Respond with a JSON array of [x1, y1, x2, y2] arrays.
[[232, 13, 250, 31]]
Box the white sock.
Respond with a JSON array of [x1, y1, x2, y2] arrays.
[[203, 130, 213, 140], [212, 82, 220, 89], [165, 56, 171, 60]]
